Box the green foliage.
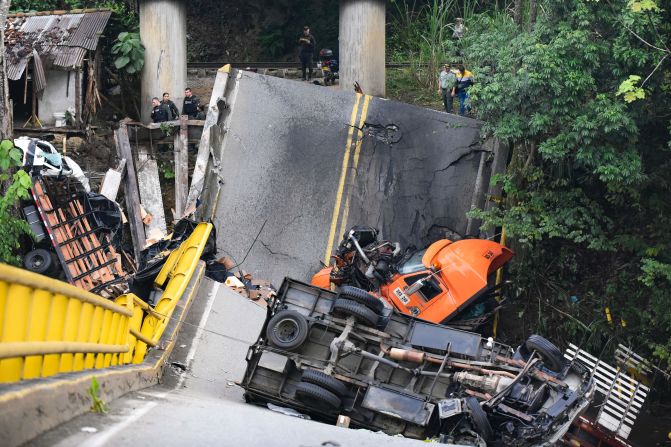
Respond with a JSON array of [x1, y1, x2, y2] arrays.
[[159, 159, 175, 180], [159, 123, 174, 137], [389, 0, 671, 372], [0, 140, 33, 266], [87, 377, 108, 414], [258, 27, 286, 59], [111, 31, 144, 75], [388, 0, 461, 90], [617, 75, 646, 102], [10, 0, 133, 13], [628, 0, 659, 12]]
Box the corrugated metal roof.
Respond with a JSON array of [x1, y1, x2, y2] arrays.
[[3, 10, 111, 80], [69, 12, 111, 50]]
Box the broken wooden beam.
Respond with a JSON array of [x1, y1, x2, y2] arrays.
[[186, 64, 233, 213], [114, 119, 145, 263], [173, 115, 189, 218]]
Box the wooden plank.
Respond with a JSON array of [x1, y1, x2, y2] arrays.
[[74, 69, 81, 127], [186, 65, 232, 213], [174, 115, 189, 218], [136, 146, 166, 234], [114, 119, 145, 263]]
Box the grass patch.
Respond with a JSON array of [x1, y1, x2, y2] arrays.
[[386, 67, 444, 110]]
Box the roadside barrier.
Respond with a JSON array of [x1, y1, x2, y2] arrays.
[[0, 264, 133, 382], [0, 222, 213, 383]]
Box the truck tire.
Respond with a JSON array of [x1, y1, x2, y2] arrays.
[[23, 249, 55, 275], [525, 334, 565, 372], [339, 285, 384, 314], [332, 299, 379, 327], [266, 310, 309, 351], [295, 382, 341, 410], [301, 369, 348, 397], [465, 397, 493, 442]]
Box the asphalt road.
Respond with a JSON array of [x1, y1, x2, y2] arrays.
[[211, 71, 488, 286], [30, 280, 429, 447]]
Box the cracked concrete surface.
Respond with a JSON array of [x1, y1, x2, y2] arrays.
[[210, 70, 491, 286]]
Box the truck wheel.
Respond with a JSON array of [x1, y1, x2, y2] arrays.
[[23, 249, 55, 275], [301, 369, 348, 397], [295, 382, 341, 410], [465, 397, 493, 442], [525, 334, 565, 372], [266, 310, 309, 351], [332, 299, 379, 326], [339, 285, 384, 314]]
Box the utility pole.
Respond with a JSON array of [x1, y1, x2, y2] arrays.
[[0, 0, 12, 140], [339, 0, 386, 97], [139, 0, 187, 122]]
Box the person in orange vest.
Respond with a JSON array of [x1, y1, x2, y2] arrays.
[[454, 64, 474, 116]]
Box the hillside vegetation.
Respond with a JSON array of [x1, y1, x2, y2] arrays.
[[388, 0, 671, 377]]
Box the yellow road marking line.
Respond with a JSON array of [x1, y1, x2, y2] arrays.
[[337, 95, 372, 243], [324, 93, 362, 265]]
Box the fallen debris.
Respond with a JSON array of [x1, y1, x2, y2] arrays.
[[23, 176, 129, 294], [267, 403, 311, 420], [99, 158, 126, 201]]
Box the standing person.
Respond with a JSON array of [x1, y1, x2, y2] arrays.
[[151, 97, 169, 123], [298, 25, 316, 81], [162, 92, 179, 120], [182, 87, 201, 119], [438, 63, 457, 114], [455, 65, 474, 116], [452, 18, 467, 57], [452, 18, 467, 39]]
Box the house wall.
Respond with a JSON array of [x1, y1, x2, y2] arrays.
[[38, 70, 80, 126]]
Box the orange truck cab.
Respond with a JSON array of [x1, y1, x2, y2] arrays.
[[379, 239, 513, 324], [313, 237, 513, 325]]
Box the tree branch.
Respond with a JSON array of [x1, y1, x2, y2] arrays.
[[622, 22, 669, 54], [641, 53, 668, 87]]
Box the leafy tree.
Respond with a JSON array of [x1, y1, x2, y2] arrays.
[[0, 140, 32, 265], [111, 31, 144, 75], [9, 0, 132, 12], [387, 0, 671, 373], [461, 0, 671, 366]]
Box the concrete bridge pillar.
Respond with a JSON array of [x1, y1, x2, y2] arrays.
[[139, 0, 187, 122], [339, 0, 386, 97]]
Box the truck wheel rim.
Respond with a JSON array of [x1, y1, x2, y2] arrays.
[[30, 254, 45, 268], [275, 318, 299, 343]]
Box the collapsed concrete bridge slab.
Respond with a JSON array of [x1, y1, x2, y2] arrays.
[[196, 69, 500, 286]]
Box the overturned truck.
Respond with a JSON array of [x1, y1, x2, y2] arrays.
[[241, 280, 595, 445]]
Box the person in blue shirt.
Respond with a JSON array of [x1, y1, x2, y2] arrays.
[[455, 65, 474, 116]]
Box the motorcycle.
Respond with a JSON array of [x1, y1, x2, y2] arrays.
[[317, 48, 339, 86]]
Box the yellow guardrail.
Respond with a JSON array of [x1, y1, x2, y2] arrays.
[[0, 222, 213, 383], [131, 222, 212, 363], [0, 265, 134, 383]]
